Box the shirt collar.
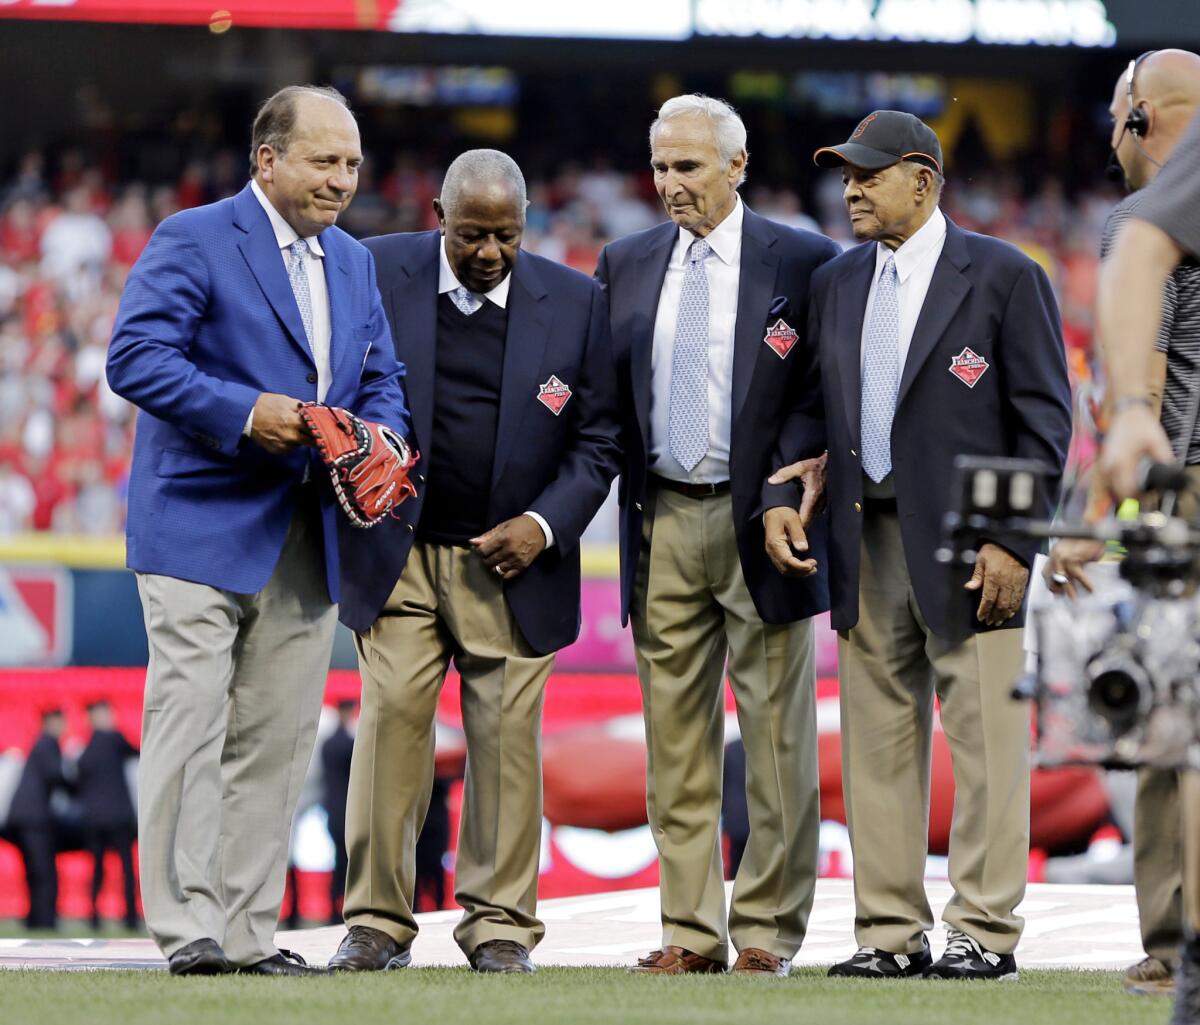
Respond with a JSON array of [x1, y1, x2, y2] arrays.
[[438, 235, 512, 309], [674, 194, 744, 267], [875, 205, 944, 283], [250, 178, 325, 258]]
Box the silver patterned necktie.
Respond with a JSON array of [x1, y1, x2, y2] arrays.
[[287, 238, 315, 354], [451, 284, 481, 316], [861, 253, 900, 483], [669, 237, 712, 472]]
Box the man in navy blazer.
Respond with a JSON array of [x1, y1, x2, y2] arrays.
[[106, 86, 409, 977], [328, 150, 619, 975], [596, 95, 838, 977], [770, 112, 1071, 981]]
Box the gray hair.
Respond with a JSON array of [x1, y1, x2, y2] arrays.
[[649, 94, 749, 187], [902, 159, 946, 198], [249, 85, 352, 176], [439, 149, 527, 218]]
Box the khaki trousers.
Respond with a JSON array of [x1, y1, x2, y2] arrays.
[[1135, 768, 1185, 964], [343, 542, 554, 956], [631, 485, 820, 963], [135, 496, 337, 964], [838, 507, 1029, 955]]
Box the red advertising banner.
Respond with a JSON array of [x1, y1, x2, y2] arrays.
[[0, 0, 404, 31]]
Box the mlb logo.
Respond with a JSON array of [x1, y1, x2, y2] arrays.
[[763, 319, 798, 359], [0, 566, 72, 666], [537, 375, 573, 416]]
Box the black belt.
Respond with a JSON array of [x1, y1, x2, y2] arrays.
[[650, 475, 731, 499], [862, 494, 898, 512]]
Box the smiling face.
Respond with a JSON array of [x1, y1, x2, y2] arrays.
[[434, 178, 525, 294], [651, 115, 745, 237], [841, 161, 935, 249], [257, 95, 362, 237]]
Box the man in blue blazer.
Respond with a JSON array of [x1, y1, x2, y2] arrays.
[[328, 150, 620, 975], [106, 86, 409, 977], [596, 95, 838, 977], [770, 111, 1071, 981]]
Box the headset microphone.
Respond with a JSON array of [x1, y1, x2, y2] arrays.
[[1124, 51, 1164, 170]]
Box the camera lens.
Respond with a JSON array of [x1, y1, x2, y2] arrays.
[[1085, 659, 1150, 733]]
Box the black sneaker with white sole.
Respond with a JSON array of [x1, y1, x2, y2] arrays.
[[924, 928, 1018, 981], [828, 936, 932, 978]]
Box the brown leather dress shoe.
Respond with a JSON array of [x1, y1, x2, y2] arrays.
[[630, 946, 727, 975], [468, 939, 536, 974], [731, 948, 791, 976], [327, 925, 412, 971]]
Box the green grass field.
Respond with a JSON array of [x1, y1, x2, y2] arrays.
[[0, 967, 1171, 1025]]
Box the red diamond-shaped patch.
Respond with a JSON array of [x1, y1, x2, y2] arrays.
[[763, 319, 798, 359], [537, 374, 572, 415], [948, 347, 990, 388]]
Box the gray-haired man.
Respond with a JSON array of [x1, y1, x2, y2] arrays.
[[327, 149, 620, 974], [596, 94, 839, 975]]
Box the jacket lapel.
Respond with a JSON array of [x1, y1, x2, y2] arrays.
[[630, 223, 676, 449], [385, 233, 440, 453], [731, 207, 780, 425], [834, 244, 875, 450], [322, 231, 353, 383], [896, 218, 972, 408], [491, 255, 552, 484], [232, 184, 314, 365]]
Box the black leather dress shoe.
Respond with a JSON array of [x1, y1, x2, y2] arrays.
[[327, 925, 412, 971], [469, 939, 536, 974], [238, 949, 330, 976], [168, 938, 232, 976]]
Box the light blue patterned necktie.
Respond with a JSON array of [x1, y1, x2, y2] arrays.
[[669, 237, 712, 472], [450, 284, 481, 316], [861, 253, 900, 483], [287, 238, 315, 354]]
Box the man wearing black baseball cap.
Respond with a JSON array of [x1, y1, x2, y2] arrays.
[[765, 110, 1071, 980]]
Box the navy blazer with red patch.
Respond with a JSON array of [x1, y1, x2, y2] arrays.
[[597, 206, 840, 626], [808, 216, 1072, 641], [337, 231, 621, 656]]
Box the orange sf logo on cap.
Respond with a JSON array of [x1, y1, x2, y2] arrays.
[[852, 113, 878, 139]]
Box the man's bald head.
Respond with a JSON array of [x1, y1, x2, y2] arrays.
[[1110, 49, 1200, 189]]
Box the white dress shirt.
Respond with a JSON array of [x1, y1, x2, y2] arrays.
[[860, 205, 947, 370], [436, 236, 553, 550], [648, 196, 744, 484]]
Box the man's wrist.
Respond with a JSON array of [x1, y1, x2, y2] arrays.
[[1111, 395, 1154, 416]]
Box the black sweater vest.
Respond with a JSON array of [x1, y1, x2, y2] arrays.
[[416, 294, 508, 545]]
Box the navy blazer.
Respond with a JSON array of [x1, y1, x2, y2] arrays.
[[107, 183, 410, 601], [809, 216, 1072, 640], [77, 730, 138, 828], [7, 735, 66, 830], [596, 206, 840, 625], [337, 231, 621, 655]]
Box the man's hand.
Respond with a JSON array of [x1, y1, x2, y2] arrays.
[[249, 393, 314, 454], [1043, 538, 1107, 600], [1099, 403, 1174, 501], [763, 506, 818, 578], [767, 451, 827, 528], [471, 514, 547, 581], [964, 543, 1029, 627]]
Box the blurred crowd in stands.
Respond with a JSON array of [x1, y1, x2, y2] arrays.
[[0, 145, 1117, 536]]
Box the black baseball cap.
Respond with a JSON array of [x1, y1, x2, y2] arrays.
[[814, 110, 943, 173]]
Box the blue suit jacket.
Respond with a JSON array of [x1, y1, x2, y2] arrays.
[[810, 217, 1072, 640], [107, 183, 410, 601], [337, 231, 621, 654], [596, 206, 840, 626]]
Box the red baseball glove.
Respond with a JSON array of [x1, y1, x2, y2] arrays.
[[298, 403, 419, 528]]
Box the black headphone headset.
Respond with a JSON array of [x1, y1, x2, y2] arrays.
[[1125, 50, 1157, 138]]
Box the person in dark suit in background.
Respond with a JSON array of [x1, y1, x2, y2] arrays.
[[328, 149, 620, 975], [9, 708, 69, 930], [320, 699, 356, 925], [597, 93, 839, 978], [77, 699, 140, 929], [769, 111, 1071, 980]]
